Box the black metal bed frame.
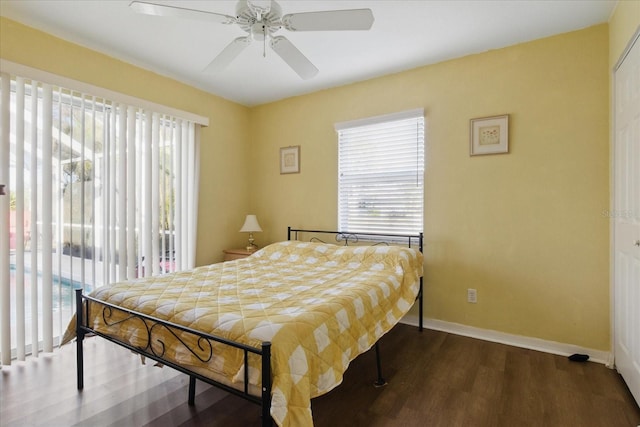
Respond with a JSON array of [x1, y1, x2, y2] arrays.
[[75, 228, 424, 426]]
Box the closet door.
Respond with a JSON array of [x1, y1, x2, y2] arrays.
[[613, 29, 640, 406]]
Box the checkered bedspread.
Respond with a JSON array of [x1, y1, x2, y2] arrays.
[[63, 241, 423, 426]]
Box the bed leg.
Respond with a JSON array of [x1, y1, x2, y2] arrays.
[[75, 289, 85, 390], [373, 342, 387, 387], [419, 278, 424, 332], [188, 376, 196, 405], [261, 342, 272, 427]]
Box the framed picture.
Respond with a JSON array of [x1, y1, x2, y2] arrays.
[[470, 114, 509, 156], [280, 145, 300, 174]]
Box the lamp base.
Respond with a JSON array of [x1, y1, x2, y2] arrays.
[[246, 233, 257, 252]]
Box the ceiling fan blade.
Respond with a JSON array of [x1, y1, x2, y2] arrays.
[[130, 1, 236, 25], [282, 9, 374, 31], [203, 37, 252, 74], [270, 36, 319, 80]]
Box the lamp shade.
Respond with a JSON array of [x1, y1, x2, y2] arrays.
[[239, 215, 262, 233]]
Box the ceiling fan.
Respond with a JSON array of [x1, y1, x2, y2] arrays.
[[129, 0, 375, 80]]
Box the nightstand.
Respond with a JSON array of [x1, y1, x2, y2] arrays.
[[223, 248, 255, 261]]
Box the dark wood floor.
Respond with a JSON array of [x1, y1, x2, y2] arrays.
[[2, 324, 639, 427]]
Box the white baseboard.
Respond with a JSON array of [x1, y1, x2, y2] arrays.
[[401, 315, 613, 366]]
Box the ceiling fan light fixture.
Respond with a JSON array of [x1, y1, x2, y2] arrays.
[[251, 22, 266, 41]]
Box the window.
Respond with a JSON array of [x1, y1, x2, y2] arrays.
[[0, 63, 205, 364], [336, 109, 424, 235]]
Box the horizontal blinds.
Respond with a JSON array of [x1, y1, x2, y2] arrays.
[[338, 111, 424, 235]]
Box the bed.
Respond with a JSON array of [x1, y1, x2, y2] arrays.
[[66, 228, 424, 427]]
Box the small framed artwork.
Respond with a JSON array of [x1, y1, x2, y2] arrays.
[[470, 114, 509, 156], [280, 145, 300, 174]]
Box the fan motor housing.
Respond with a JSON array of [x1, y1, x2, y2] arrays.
[[236, 0, 282, 37]]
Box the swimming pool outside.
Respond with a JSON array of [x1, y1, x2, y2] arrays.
[[8, 252, 102, 354]]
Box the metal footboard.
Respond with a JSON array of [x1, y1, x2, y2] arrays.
[[75, 289, 273, 426]]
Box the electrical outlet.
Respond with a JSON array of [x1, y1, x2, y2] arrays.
[[467, 288, 477, 303]]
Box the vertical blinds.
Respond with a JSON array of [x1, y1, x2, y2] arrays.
[[0, 72, 200, 366], [336, 109, 424, 235]]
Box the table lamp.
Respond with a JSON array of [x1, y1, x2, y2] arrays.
[[239, 214, 263, 251]]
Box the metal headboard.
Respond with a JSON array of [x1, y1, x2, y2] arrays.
[[287, 227, 423, 252]]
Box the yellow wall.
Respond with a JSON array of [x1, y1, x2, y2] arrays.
[[609, 0, 640, 68], [1, 15, 617, 351], [250, 25, 610, 351], [0, 17, 251, 266]]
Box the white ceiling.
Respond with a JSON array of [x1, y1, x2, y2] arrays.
[[0, 0, 617, 106]]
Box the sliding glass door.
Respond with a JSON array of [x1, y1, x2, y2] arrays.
[[0, 71, 201, 364]]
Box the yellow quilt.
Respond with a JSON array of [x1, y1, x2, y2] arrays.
[[65, 241, 423, 426]]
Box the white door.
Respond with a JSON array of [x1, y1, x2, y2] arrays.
[[613, 29, 640, 406]]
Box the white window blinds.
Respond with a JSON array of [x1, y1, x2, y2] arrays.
[[336, 109, 424, 235], [0, 66, 202, 365]]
